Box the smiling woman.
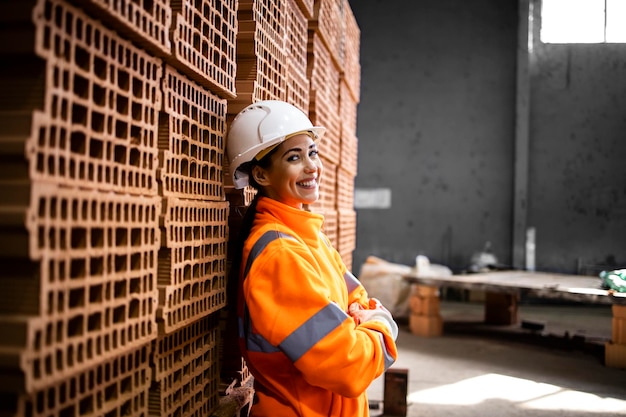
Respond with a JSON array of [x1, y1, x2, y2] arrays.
[[225, 100, 399, 417], [250, 134, 322, 209]]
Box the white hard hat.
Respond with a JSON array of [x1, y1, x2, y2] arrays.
[[226, 100, 326, 189]]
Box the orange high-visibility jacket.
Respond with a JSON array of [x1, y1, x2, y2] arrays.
[[238, 197, 398, 417]]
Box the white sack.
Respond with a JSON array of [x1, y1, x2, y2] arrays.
[[358, 255, 453, 318]]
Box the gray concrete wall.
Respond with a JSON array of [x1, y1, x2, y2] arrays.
[[349, 0, 626, 275], [529, 41, 626, 273], [349, 0, 518, 273]]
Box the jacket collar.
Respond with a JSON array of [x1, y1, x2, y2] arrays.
[[255, 197, 325, 247]]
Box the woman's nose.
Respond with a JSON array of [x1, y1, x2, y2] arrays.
[[303, 156, 317, 171]]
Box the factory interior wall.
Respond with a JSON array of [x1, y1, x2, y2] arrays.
[[349, 0, 626, 276], [528, 9, 626, 274], [349, 0, 518, 274]]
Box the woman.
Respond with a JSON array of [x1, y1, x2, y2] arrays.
[[226, 100, 398, 417]]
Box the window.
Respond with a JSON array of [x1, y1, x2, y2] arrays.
[[540, 0, 626, 43]]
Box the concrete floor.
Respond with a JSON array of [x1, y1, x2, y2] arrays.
[[367, 301, 626, 416]]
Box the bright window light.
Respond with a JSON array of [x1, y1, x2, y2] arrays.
[[541, 0, 605, 43], [606, 0, 626, 42], [541, 0, 626, 43]]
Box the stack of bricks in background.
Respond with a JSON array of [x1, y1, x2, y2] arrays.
[[0, 0, 359, 415], [0, 0, 235, 415], [220, 0, 289, 390], [409, 285, 444, 337], [157, 65, 231, 415], [222, 0, 359, 268], [307, 0, 360, 270], [0, 1, 162, 415], [337, 2, 359, 269], [221, 0, 361, 391], [606, 305, 626, 368], [307, 1, 340, 244]]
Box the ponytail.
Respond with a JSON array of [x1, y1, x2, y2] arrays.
[[225, 148, 274, 314], [226, 194, 260, 315]]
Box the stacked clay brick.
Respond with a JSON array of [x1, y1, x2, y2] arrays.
[[224, 0, 359, 259], [0, 0, 235, 415], [606, 305, 626, 368], [0, 0, 360, 415], [408, 286, 444, 337], [221, 0, 361, 395], [307, 0, 360, 268]]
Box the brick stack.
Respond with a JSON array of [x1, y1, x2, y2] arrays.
[[221, 0, 361, 397], [221, 0, 290, 390], [307, 0, 360, 270], [336, 1, 360, 269], [0, 0, 235, 415], [0, 1, 162, 415], [222, 0, 360, 267], [149, 0, 236, 414], [606, 305, 626, 368], [0, 0, 360, 415], [285, 0, 311, 114], [408, 286, 444, 337]]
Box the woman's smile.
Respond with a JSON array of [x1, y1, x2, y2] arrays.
[[257, 133, 324, 209]]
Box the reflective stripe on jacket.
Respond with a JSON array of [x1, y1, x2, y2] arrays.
[[238, 197, 397, 417]]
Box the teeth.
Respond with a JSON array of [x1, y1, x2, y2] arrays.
[[298, 180, 316, 187]]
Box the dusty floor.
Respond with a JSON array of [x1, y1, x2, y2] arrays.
[[367, 301, 626, 416]]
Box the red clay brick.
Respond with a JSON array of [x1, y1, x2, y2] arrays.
[[339, 80, 358, 135], [341, 0, 361, 102], [152, 314, 221, 416], [229, 0, 287, 114], [157, 198, 229, 335], [285, 0, 311, 113], [28, 0, 162, 195], [409, 313, 443, 337], [605, 342, 626, 369], [5, 344, 152, 416], [65, 0, 172, 56], [308, 33, 340, 164], [0, 182, 161, 393], [294, 0, 315, 19], [336, 167, 355, 211], [160, 66, 228, 202], [169, 0, 238, 99], [339, 125, 358, 177], [337, 207, 356, 255], [310, 0, 343, 70]]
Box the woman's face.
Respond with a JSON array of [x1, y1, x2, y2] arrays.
[[253, 133, 323, 209]]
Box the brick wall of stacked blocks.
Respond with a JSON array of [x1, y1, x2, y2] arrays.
[[0, 0, 360, 416]]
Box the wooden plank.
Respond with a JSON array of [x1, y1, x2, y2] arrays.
[[403, 270, 626, 305]]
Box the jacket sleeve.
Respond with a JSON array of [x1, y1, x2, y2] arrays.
[[326, 238, 390, 315], [243, 239, 398, 398]]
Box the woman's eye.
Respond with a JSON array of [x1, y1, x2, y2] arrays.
[[287, 154, 299, 162], [309, 150, 319, 158]]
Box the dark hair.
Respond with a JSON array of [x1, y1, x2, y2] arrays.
[[226, 149, 276, 316]]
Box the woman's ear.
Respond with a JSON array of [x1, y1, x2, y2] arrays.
[[252, 165, 270, 186]]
